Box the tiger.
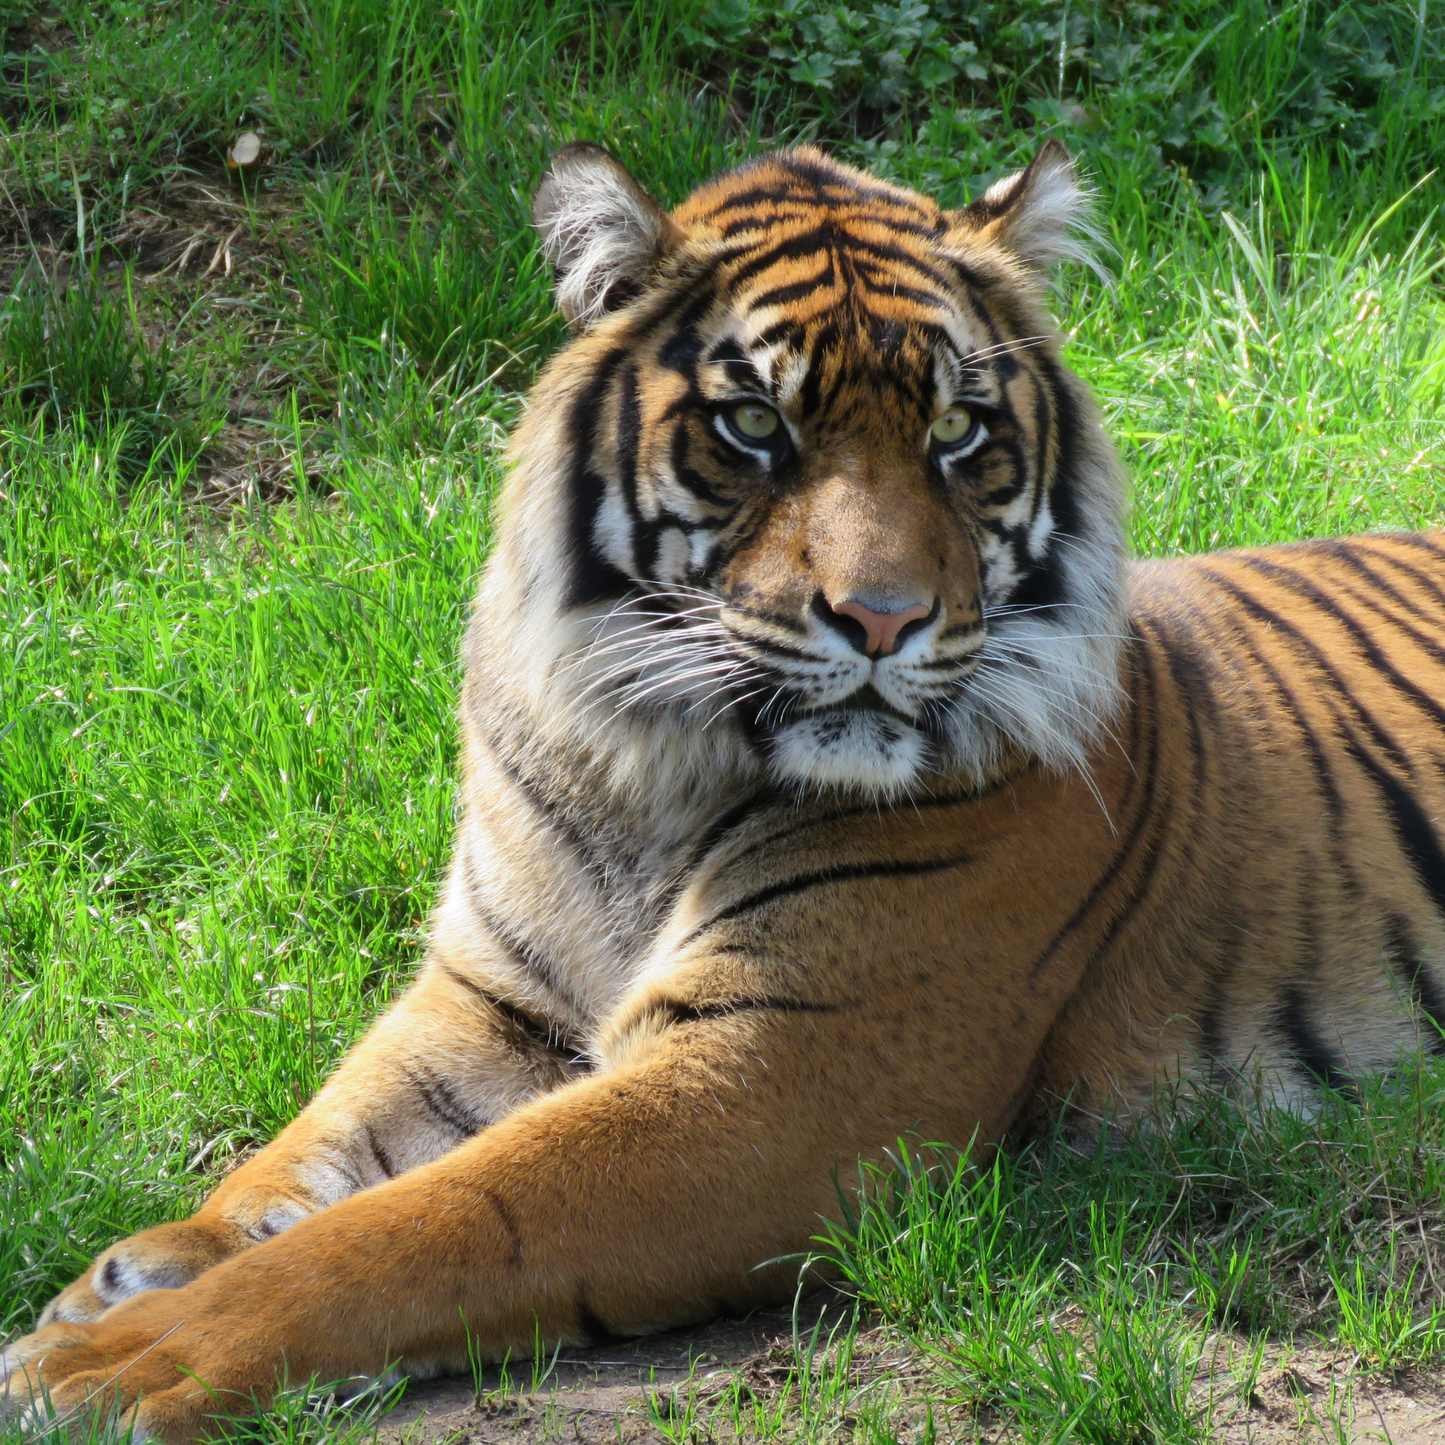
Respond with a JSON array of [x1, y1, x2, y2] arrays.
[[6, 138, 1445, 1444]]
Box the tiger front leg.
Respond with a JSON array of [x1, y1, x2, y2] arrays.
[[1, 952, 1054, 1445], [34, 960, 583, 1327]]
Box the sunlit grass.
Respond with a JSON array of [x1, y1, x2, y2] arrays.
[[0, 437, 494, 1327]]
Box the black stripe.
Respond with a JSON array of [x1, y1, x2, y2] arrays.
[[860, 277, 947, 312], [314, 1139, 367, 1195], [1238, 555, 1445, 742], [750, 273, 840, 312], [739, 636, 822, 664], [458, 850, 590, 1017], [1357, 538, 1445, 613], [440, 965, 581, 1061], [1319, 540, 1445, 630], [798, 318, 841, 416], [1025, 365, 1051, 533], [681, 850, 972, 948], [484, 1190, 524, 1265], [1054, 639, 1174, 976], [615, 364, 655, 575], [1271, 981, 1354, 1092], [645, 995, 838, 1027], [1322, 567, 1445, 681], [720, 790, 977, 874], [362, 1123, 396, 1179], [655, 277, 732, 373], [1040, 358, 1085, 538], [1203, 575, 1380, 905], [478, 725, 610, 880], [709, 153, 936, 217], [1393, 533, 1445, 563], [705, 183, 805, 219], [1147, 616, 1238, 1062], [725, 603, 808, 636], [403, 1062, 488, 1139], [563, 346, 632, 609], [1029, 629, 1163, 979], [729, 229, 839, 288], [755, 316, 805, 349], [678, 791, 775, 874], [703, 338, 770, 395], [1005, 353, 1084, 614], [1343, 736, 1445, 919], [939, 253, 1002, 298], [1384, 914, 1445, 1056], [1197, 568, 1398, 798], [847, 238, 960, 294], [669, 425, 730, 510]]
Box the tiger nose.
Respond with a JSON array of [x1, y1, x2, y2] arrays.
[[830, 599, 932, 657]]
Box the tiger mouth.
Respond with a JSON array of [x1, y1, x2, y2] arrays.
[[803, 685, 919, 724]]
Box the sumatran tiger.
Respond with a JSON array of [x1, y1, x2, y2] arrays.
[[7, 140, 1445, 1441]]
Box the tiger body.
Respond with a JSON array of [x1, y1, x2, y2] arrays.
[[7, 144, 1445, 1442]]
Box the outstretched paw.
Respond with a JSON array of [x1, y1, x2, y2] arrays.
[[38, 1218, 248, 1328], [1, 1292, 238, 1444]]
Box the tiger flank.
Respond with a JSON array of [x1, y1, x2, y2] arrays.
[[7, 140, 1445, 1441]]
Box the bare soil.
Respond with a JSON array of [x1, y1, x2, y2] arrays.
[[371, 1295, 1445, 1445], [375, 1292, 854, 1445]]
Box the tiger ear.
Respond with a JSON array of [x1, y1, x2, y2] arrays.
[[948, 139, 1105, 280], [532, 143, 680, 331]]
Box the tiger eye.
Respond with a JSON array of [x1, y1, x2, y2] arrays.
[[733, 404, 780, 439], [931, 408, 974, 444]]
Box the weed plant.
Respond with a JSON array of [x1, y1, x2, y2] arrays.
[[2, 0, 1444, 1441]]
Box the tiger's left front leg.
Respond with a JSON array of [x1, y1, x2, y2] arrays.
[[0, 929, 1073, 1445]]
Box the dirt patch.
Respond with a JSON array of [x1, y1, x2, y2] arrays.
[[1180, 1340, 1445, 1445], [1231, 1355, 1445, 1445], [374, 1291, 855, 1444], [372, 1313, 1445, 1445]]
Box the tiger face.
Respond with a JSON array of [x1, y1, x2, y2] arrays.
[[516, 142, 1128, 799]]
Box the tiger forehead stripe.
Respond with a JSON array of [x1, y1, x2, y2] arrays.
[[691, 152, 943, 234], [718, 217, 960, 300]]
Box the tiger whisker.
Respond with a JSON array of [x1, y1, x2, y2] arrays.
[[574, 618, 732, 665], [615, 660, 761, 709], [692, 678, 769, 726], [568, 628, 736, 693], [962, 335, 1051, 366]]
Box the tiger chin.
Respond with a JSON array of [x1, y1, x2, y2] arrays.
[[8, 141, 1445, 1445]]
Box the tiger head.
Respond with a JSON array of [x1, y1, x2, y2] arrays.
[[487, 142, 1128, 802]]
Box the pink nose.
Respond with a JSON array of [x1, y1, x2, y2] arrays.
[[831, 599, 931, 657]]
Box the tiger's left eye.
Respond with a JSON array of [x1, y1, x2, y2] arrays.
[[931, 408, 974, 445], [733, 404, 780, 439]]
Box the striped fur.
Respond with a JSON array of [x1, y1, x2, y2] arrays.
[[9, 146, 1445, 1443]]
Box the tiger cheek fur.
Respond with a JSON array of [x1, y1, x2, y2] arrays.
[[11, 140, 1445, 1445]]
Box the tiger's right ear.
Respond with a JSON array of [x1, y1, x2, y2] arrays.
[[532, 143, 680, 331]]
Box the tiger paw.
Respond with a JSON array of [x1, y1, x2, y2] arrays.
[[1, 1291, 240, 1444], [37, 1217, 248, 1327]]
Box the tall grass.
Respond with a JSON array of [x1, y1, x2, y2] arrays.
[[0, 438, 493, 1325]]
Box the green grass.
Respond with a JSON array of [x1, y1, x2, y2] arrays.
[[2, 0, 1445, 1440], [821, 1065, 1445, 1439]]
